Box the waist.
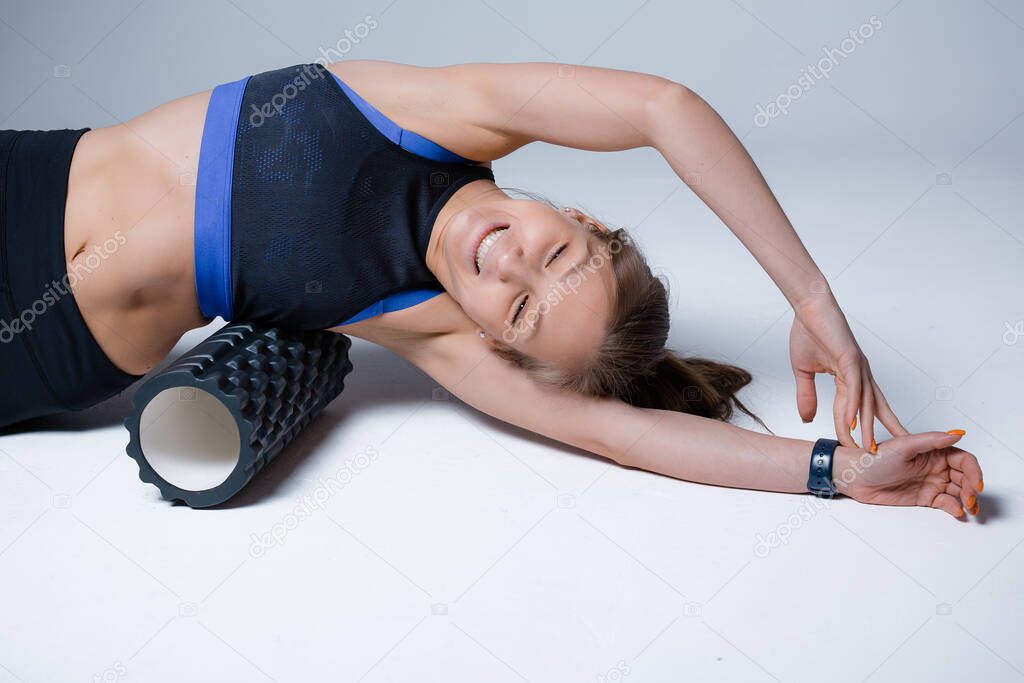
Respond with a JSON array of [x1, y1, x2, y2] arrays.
[[0, 129, 143, 414]]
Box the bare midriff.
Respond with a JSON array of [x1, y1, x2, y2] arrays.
[[64, 89, 212, 375]]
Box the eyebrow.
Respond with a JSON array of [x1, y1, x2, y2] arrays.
[[525, 236, 594, 343]]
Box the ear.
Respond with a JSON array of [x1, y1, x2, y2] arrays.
[[478, 330, 503, 351], [562, 206, 610, 234]]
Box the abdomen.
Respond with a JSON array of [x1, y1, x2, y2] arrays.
[[65, 89, 213, 375]]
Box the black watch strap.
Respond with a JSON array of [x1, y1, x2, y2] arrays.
[[807, 438, 840, 497]]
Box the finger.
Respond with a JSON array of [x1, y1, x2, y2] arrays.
[[861, 369, 877, 453], [949, 469, 964, 487], [794, 368, 818, 423], [944, 481, 974, 511], [874, 385, 910, 437], [843, 362, 863, 446], [833, 385, 857, 448], [947, 448, 983, 497], [897, 431, 964, 458], [930, 492, 966, 519]]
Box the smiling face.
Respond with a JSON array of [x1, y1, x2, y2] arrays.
[[427, 184, 616, 371]]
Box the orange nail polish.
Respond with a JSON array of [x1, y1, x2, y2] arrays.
[[968, 495, 975, 508], [970, 503, 980, 516], [946, 429, 966, 436], [956, 507, 964, 518], [978, 480, 984, 492], [870, 439, 877, 454], [851, 416, 857, 430]]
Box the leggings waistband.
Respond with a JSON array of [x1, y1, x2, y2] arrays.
[[1, 128, 142, 426]]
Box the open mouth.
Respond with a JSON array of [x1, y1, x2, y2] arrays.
[[473, 224, 509, 274]]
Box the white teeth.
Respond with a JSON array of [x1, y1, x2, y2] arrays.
[[475, 227, 508, 273]]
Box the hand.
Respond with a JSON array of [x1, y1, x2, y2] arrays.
[[835, 430, 984, 519], [790, 301, 909, 449]]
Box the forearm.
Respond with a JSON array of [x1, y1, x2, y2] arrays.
[[596, 404, 861, 496], [646, 85, 834, 312]]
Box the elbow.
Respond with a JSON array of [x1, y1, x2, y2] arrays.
[[642, 80, 704, 145], [644, 81, 701, 118], [585, 436, 626, 467]]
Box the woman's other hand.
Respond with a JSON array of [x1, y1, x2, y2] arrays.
[[835, 430, 983, 519], [790, 299, 910, 449]]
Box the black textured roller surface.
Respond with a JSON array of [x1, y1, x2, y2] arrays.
[[124, 322, 353, 508]]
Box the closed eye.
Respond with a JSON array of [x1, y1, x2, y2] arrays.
[[512, 295, 528, 324], [547, 244, 567, 267], [511, 244, 568, 325]]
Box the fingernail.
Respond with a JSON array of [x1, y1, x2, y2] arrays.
[[946, 429, 966, 436], [956, 507, 964, 518], [968, 495, 976, 508], [970, 503, 980, 516], [852, 439, 860, 449], [851, 417, 857, 430], [978, 480, 984, 492], [870, 439, 877, 454]]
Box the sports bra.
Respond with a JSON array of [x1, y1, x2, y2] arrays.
[[194, 62, 495, 330]]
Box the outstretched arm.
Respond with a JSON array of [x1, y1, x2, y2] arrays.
[[427, 60, 907, 450], [642, 85, 909, 450], [386, 329, 983, 520]]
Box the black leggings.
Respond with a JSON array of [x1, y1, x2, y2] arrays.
[[0, 128, 142, 430]]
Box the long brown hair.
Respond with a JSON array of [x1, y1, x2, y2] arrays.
[[490, 193, 768, 430]]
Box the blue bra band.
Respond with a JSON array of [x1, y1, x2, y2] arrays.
[[335, 288, 444, 326], [194, 74, 250, 321]]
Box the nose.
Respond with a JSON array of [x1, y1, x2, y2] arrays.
[[494, 240, 529, 282]]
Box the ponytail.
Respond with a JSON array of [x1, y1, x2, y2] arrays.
[[629, 353, 769, 431]]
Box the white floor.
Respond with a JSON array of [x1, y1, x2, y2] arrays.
[[2, 1, 1023, 681]]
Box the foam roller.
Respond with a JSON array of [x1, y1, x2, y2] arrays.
[[124, 322, 354, 508]]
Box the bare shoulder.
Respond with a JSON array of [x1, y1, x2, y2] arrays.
[[325, 58, 519, 161], [325, 59, 674, 160]]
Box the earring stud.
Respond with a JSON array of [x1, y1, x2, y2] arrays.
[[479, 330, 486, 338]]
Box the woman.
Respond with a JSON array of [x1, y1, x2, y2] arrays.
[[0, 60, 983, 517]]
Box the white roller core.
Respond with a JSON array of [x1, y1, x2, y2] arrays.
[[139, 387, 241, 492]]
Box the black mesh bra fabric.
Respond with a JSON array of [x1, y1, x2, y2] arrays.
[[230, 63, 495, 330]]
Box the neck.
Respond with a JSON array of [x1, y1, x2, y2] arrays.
[[425, 178, 506, 285]]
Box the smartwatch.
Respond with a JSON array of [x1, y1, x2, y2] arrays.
[[807, 438, 840, 497]]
